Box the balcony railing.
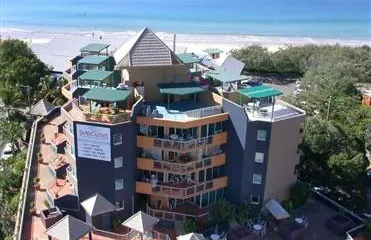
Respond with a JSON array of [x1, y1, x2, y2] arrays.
[[64, 147, 75, 161], [63, 125, 74, 143], [146, 204, 208, 222], [92, 229, 170, 240], [66, 167, 78, 191], [183, 105, 222, 118], [152, 158, 212, 173], [153, 136, 212, 150]]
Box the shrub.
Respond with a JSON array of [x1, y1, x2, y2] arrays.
[[33, 177, 40, 184], [43, 199, 50, 208], [184, 218, 199, 234], [112, 216, 122, 229], [282, 200, 294, 215], [289, 182, 312, 208]]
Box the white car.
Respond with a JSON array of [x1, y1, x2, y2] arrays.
[[1, 143, 13, 160]]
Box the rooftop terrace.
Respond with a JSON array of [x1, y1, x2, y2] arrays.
[[142, 101, 222, 121]]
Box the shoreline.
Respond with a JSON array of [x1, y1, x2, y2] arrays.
[[1, 26, 370, 71]]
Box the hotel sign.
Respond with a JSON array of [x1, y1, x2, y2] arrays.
[[76, 124, 111, 161]]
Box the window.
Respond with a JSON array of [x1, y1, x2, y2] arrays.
[[252, 174, 262, 184], [201, 125, 207, 138], [115, 200, 124, 210], [208, 123, 215, 136], [114, 157, 123, 168], [255, 152, 264, 163], [113, 133, 122, 145], [115, 179, 124, 190], [250, 194, 260, 205], [215, 122, 222, 133], [257, 130, 267, 141], [199, 170, 205, 182]]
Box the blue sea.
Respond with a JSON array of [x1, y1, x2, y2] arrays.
[[1, 0, 371, 39]]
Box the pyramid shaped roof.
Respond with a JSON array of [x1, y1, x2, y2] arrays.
[[81, 193, 115, 217], [177, 233, 206, 240], [114, 27, 179, 67], [45, 215, 93, 240], [122, 211, 159, 233], [28, 99, 55, 116]]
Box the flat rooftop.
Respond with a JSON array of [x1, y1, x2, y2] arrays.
[[143, 101, 221, 121], [244, 101, 304, 122]]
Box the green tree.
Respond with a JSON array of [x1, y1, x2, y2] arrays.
[[0, 39, 50, 89], [0, 82, 24, 119], [183, 218, 199, 234], [289, 182, 312, 208], [235, 201, 250, 224], [210, 200, 235, 225], [0, 120, 23, 151], [230, 45, 273, 73]]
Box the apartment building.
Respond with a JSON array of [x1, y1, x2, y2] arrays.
[[41, 27, 305, 232]]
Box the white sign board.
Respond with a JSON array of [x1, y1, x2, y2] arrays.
[[76, 124, 111, 161]]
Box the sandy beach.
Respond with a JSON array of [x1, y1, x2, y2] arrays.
[[1, 28, 370, 71]]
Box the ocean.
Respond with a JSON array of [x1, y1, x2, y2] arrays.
[[1, 0, 370, 39]]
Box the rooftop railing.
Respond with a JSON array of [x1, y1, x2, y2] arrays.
[[142, 104, 223, 119]]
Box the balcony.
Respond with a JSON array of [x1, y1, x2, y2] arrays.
[[62, 124, 74, 143], [92, 229, 170, 240], [64, 145, 75, 162], [48, 155, 70, 176], [137, 153, 226, 174], [147, 203, 209, 222], [50, 132, 66, 149], [136, 176, 228, 199], [66, 166, 77, 190], [47, 179, 76, 205], [63, 99, 132, 124], [137, 132, 227, 150], [137, 104, 229, 129]]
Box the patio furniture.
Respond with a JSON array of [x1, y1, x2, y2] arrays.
[[253, 224, 262, 235], [170, 134, 178, 140], [40, 207, 63, 229], [294, 218, 303, 224], [210, 234, 220, 240]]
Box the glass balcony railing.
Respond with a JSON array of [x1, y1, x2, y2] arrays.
[[152, 158, 212, 173], [153, 136, 213, 150]]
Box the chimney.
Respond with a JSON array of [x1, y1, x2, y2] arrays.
[[173, 34, 176, 52]]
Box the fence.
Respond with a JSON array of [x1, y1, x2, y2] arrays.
[[13, 116, 43, 240]]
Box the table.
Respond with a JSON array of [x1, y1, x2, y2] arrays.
[[210, 234, 219, 240], [169, 134, 178, 140], [295, 218, 303, 224], [253, 224, 262, 231]]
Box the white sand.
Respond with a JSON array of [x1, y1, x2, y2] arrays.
[[1, 28, 370, 71]]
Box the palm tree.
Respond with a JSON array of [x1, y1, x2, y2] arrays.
[[0, 120, 23, 151], [0, 83, 23, 119]]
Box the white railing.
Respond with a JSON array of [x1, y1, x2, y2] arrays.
[[153, 136, 213, 150], [13, 116, 43, 240], [147, 204, 208, 222], [147, 179, 214, 198], [184, 105, 222, 118], [93, 229, 170, 240], [152, 157, 212, 173]]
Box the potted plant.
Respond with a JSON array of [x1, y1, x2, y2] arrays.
[[37, 152, 43, 163], [33, 177, 40, 190], [40, 133, 46, 143], [29, 202, 36, 216], [43, 199, 50, 208], [107, 114, 113, 122]]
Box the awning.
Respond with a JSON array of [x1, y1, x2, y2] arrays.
[[239, 85, 282, 99], [83, 88, 131, 103], [45, 215, 93, 240], [79, 70, 113, 82], [206, 70, 248, 83], [265, 198, 290, 220], [176, 53, 200, 64], [81, 193, 115, 217], [177, 233, 206, 240], [122, 211, 159, 234], [157, 82, 205, 95], [80, 43, 110, 53], [78, 55, 109, 65]]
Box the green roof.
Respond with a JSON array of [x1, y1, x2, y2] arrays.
[[203, 48, 223, 54], [83, 88, 131, 102], [80, 43, 110, 53], [79, 70, 113, 82], [176, 53, 200, 64], [206, 70, 248, 83], [78, 55, 109, 65], [157, 82, 205, 95], [239, 85, 283, 99]]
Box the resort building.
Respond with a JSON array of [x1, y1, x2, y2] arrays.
[[20, 27, 305, 239]]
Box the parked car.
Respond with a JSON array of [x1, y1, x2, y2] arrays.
[[0, 143, 13, 160]]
